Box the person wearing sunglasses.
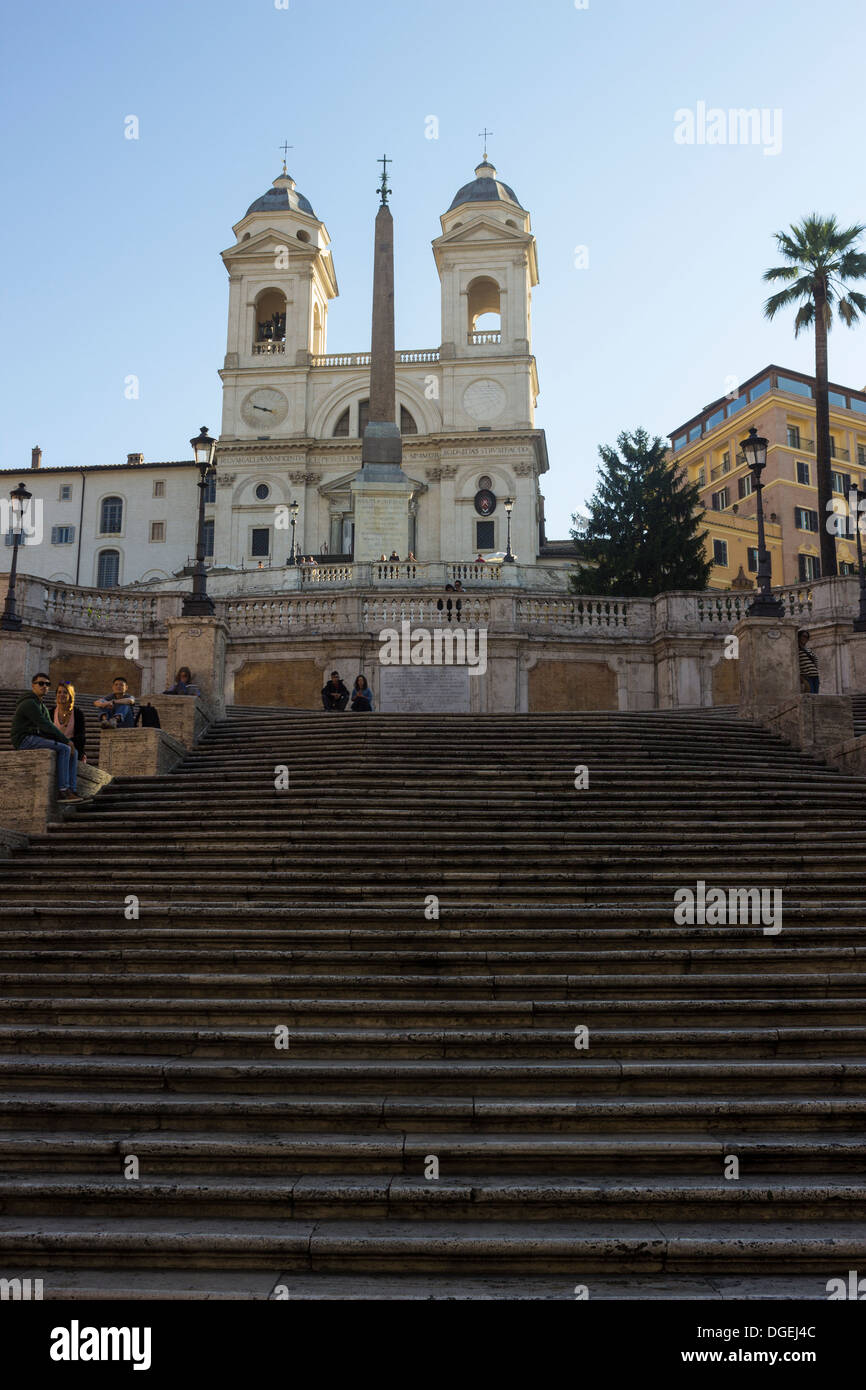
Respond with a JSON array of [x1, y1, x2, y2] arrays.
[[9, 673, 82, 802]]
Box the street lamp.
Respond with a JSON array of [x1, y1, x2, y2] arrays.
[[182, 426, 217, 617], [1, 481, 33, 631], [853, 479, 866, 632], [503, 495, 516, 563], [288, 500, 300, 564], [740, 427, 783, 617]]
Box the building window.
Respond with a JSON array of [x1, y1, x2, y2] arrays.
[[711, 487, 729, 511], [831, 471, 850, 494], [255, 483, 270, 501], [476, 520, 495, 550], [203, 472, 216, 505], [840, 561, 856, 576], [738, 473, 754, 499], [333, 407, 350, 437], [357, 399, 370, 436], [799, 553, 821, 582], [250, 527, 270, 558], [787, 425, 801, 448], [795, 507, 819, 532], [100, 496, 123, 534], [59, 484, 72, 501], [400, 405, 418, 435], [697, 468, 706, 488], [830, 438, 837, 458], [153, 480, 165, 498], [51, 525, 75, 545], [97, 549, 120, 587], [149, 521, 165, 542], [712, 538, 728, 567], [722, 451, 731, 472], [857, 444, 866, 467], [796, 460, 811, 486], [747, 546, 758, 571], [203, 518, 214, 557]]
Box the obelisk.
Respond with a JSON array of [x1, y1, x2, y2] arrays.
[[351, 155, 412, 562]]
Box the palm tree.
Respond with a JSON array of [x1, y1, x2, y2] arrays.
[[764, 215, 866, 577]]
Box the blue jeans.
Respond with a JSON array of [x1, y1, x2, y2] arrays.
[[18, 735, 78, 791], [806, 676, 820, 694]]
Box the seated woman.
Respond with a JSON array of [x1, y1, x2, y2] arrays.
[[350, 675, 374, 712], [163, 666, 201, 696], [53, 681, 87, 762]]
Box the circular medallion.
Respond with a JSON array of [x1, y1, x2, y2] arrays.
[[463, 379, 506, 423], [474, 489, 497, 516]]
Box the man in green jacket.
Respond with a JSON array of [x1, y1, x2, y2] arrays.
[[10, 673, 82, 801]]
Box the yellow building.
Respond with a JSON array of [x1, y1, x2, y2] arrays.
[[669, 364, 866, 589]]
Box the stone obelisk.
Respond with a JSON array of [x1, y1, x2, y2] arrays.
[[351, 155, 412, 562]]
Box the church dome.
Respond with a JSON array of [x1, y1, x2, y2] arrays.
[[448, 159, 524, 213], [244, 169, 316, 219]]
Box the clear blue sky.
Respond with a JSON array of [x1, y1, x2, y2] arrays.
[[2, 0, 864, 537]]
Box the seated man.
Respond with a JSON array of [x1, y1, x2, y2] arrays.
[[322, 671, 349, 711], [11, 673, 81, 801], [95, 677, 136, 729]]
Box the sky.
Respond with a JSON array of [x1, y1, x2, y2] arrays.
[[1, 0, 865, 538]]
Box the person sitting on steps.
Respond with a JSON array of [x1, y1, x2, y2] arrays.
[[52, 681, 87, 763], [321, 671, 349, 711], [350, 675, 373, 712], [798, 630, 820, 694], [163, 666, 201, 696], [11, 673, 82, 801], [94, 677, 136, 729]]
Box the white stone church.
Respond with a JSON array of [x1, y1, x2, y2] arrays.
[[3, 156, 563, 589]]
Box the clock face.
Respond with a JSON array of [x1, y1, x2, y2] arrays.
[[241, 387, 289, 430]]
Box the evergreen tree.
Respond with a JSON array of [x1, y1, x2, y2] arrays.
[[570, 428, 712, 597]]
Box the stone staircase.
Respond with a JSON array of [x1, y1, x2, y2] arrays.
[[0, 701, 865, 1299]]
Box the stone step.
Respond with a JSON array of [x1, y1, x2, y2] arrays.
[[0, 1216, 863, 1275], [1, 970, 862, 999], [3, 1172, 866, 1222], [4, 1128, 865, 1175], [6, 1267, 839, 1299], [3, 1023, 866, 1059], [1, 1055, 865, 1097], [1, 996, 865, 1027], [1, 1089, 863, 1134]]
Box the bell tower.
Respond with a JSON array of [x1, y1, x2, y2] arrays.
[[432, 155, 539, 430], [219, 163, 339, 441]]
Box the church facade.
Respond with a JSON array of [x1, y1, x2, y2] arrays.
[[2, 157, 556, 587]]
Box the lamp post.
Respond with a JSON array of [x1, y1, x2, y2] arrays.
[[288, 500, 300, 564], [853, 480, 866, 632], [1, 481, 33, 631], [740, 427, 784, 617], [182, 426, 217, 617], [503, 495, 515, 563]]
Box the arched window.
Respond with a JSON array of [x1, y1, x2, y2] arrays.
[[400, 406, 418, 435], [254, 288, 287, 354], [357, 399, 370, 436], [97, 549, 120, 587], [467, 277, 501, 339], [100, 496, 123, 534], [332, 407, 350, 437]]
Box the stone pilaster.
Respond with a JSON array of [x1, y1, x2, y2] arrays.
[[165, 617, 229, 718]]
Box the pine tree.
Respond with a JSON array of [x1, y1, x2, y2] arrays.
[[570, 428, 712, 597]]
